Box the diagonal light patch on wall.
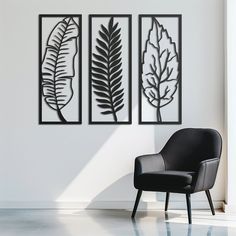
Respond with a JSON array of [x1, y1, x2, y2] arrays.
[[57, 105, 155, 205]]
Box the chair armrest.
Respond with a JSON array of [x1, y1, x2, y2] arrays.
[[193, 158, 220, 192], [134, 153, 165, 177]]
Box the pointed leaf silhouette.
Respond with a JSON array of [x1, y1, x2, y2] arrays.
[[41, 17, 79, 122], [92, 17, 124, 122], [142, 17, 179, 122]]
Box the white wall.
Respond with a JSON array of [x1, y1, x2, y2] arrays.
[[0, 0, 225, 209], [225, 0, 236, 213]]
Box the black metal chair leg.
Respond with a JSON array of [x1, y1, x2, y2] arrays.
[[205, 190, 215, 215], [165, 192, 170, 211], [186, 194, 192, 224], [131, 190, 142, 218]]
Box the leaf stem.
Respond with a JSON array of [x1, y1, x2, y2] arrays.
[[156, 106, 162, 122], [150, 65, 162, 123], [57, 108, 67, 123], [107, 17, 118, 122], [112, 111, 118, 122]]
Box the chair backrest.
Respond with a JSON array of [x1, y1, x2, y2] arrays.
[[160, 128, 222, 171]]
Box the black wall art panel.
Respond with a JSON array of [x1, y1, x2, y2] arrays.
[[139, 15, 182, 124], [39, 15, 82, 124], [89, 15, 132, 124]]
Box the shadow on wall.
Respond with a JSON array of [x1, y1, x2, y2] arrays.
[[26, 124, 123, 201], [55, 117, 156, 203]]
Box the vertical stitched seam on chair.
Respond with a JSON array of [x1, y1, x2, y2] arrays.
[[160, 154, 167, 170], [202, 162, 207, 189]]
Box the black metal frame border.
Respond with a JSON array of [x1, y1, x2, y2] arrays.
[[39, 14, 82, 124], [138, 14, 182, 125], [89, 14, 132, 125]]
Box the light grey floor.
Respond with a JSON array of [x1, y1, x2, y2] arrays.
[[0, 209, 236, 236]]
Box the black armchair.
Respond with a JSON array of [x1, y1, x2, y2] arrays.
[[132, 128, 222, 224]]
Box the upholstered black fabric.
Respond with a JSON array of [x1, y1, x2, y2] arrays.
[[160, 128, 222, 171], [134, 153, 165, 178], [135, 170, 196, 193], [193, 158, 220, 192], [134, 128, 222, 194], [132, 128, 222, 223]]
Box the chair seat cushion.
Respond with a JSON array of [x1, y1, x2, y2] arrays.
[[135, 170, 196, 192]]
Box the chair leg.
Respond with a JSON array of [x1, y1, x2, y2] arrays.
[[205, 190, 215, 215], [131, 190, 142, 218], [165, 192, 170, 211], [186, 193, 192, 224]]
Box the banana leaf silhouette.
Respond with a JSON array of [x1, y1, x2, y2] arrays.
[[41, 17, 79, 123], [142, 17, 179, 122], [92, 17, 124, 122]]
